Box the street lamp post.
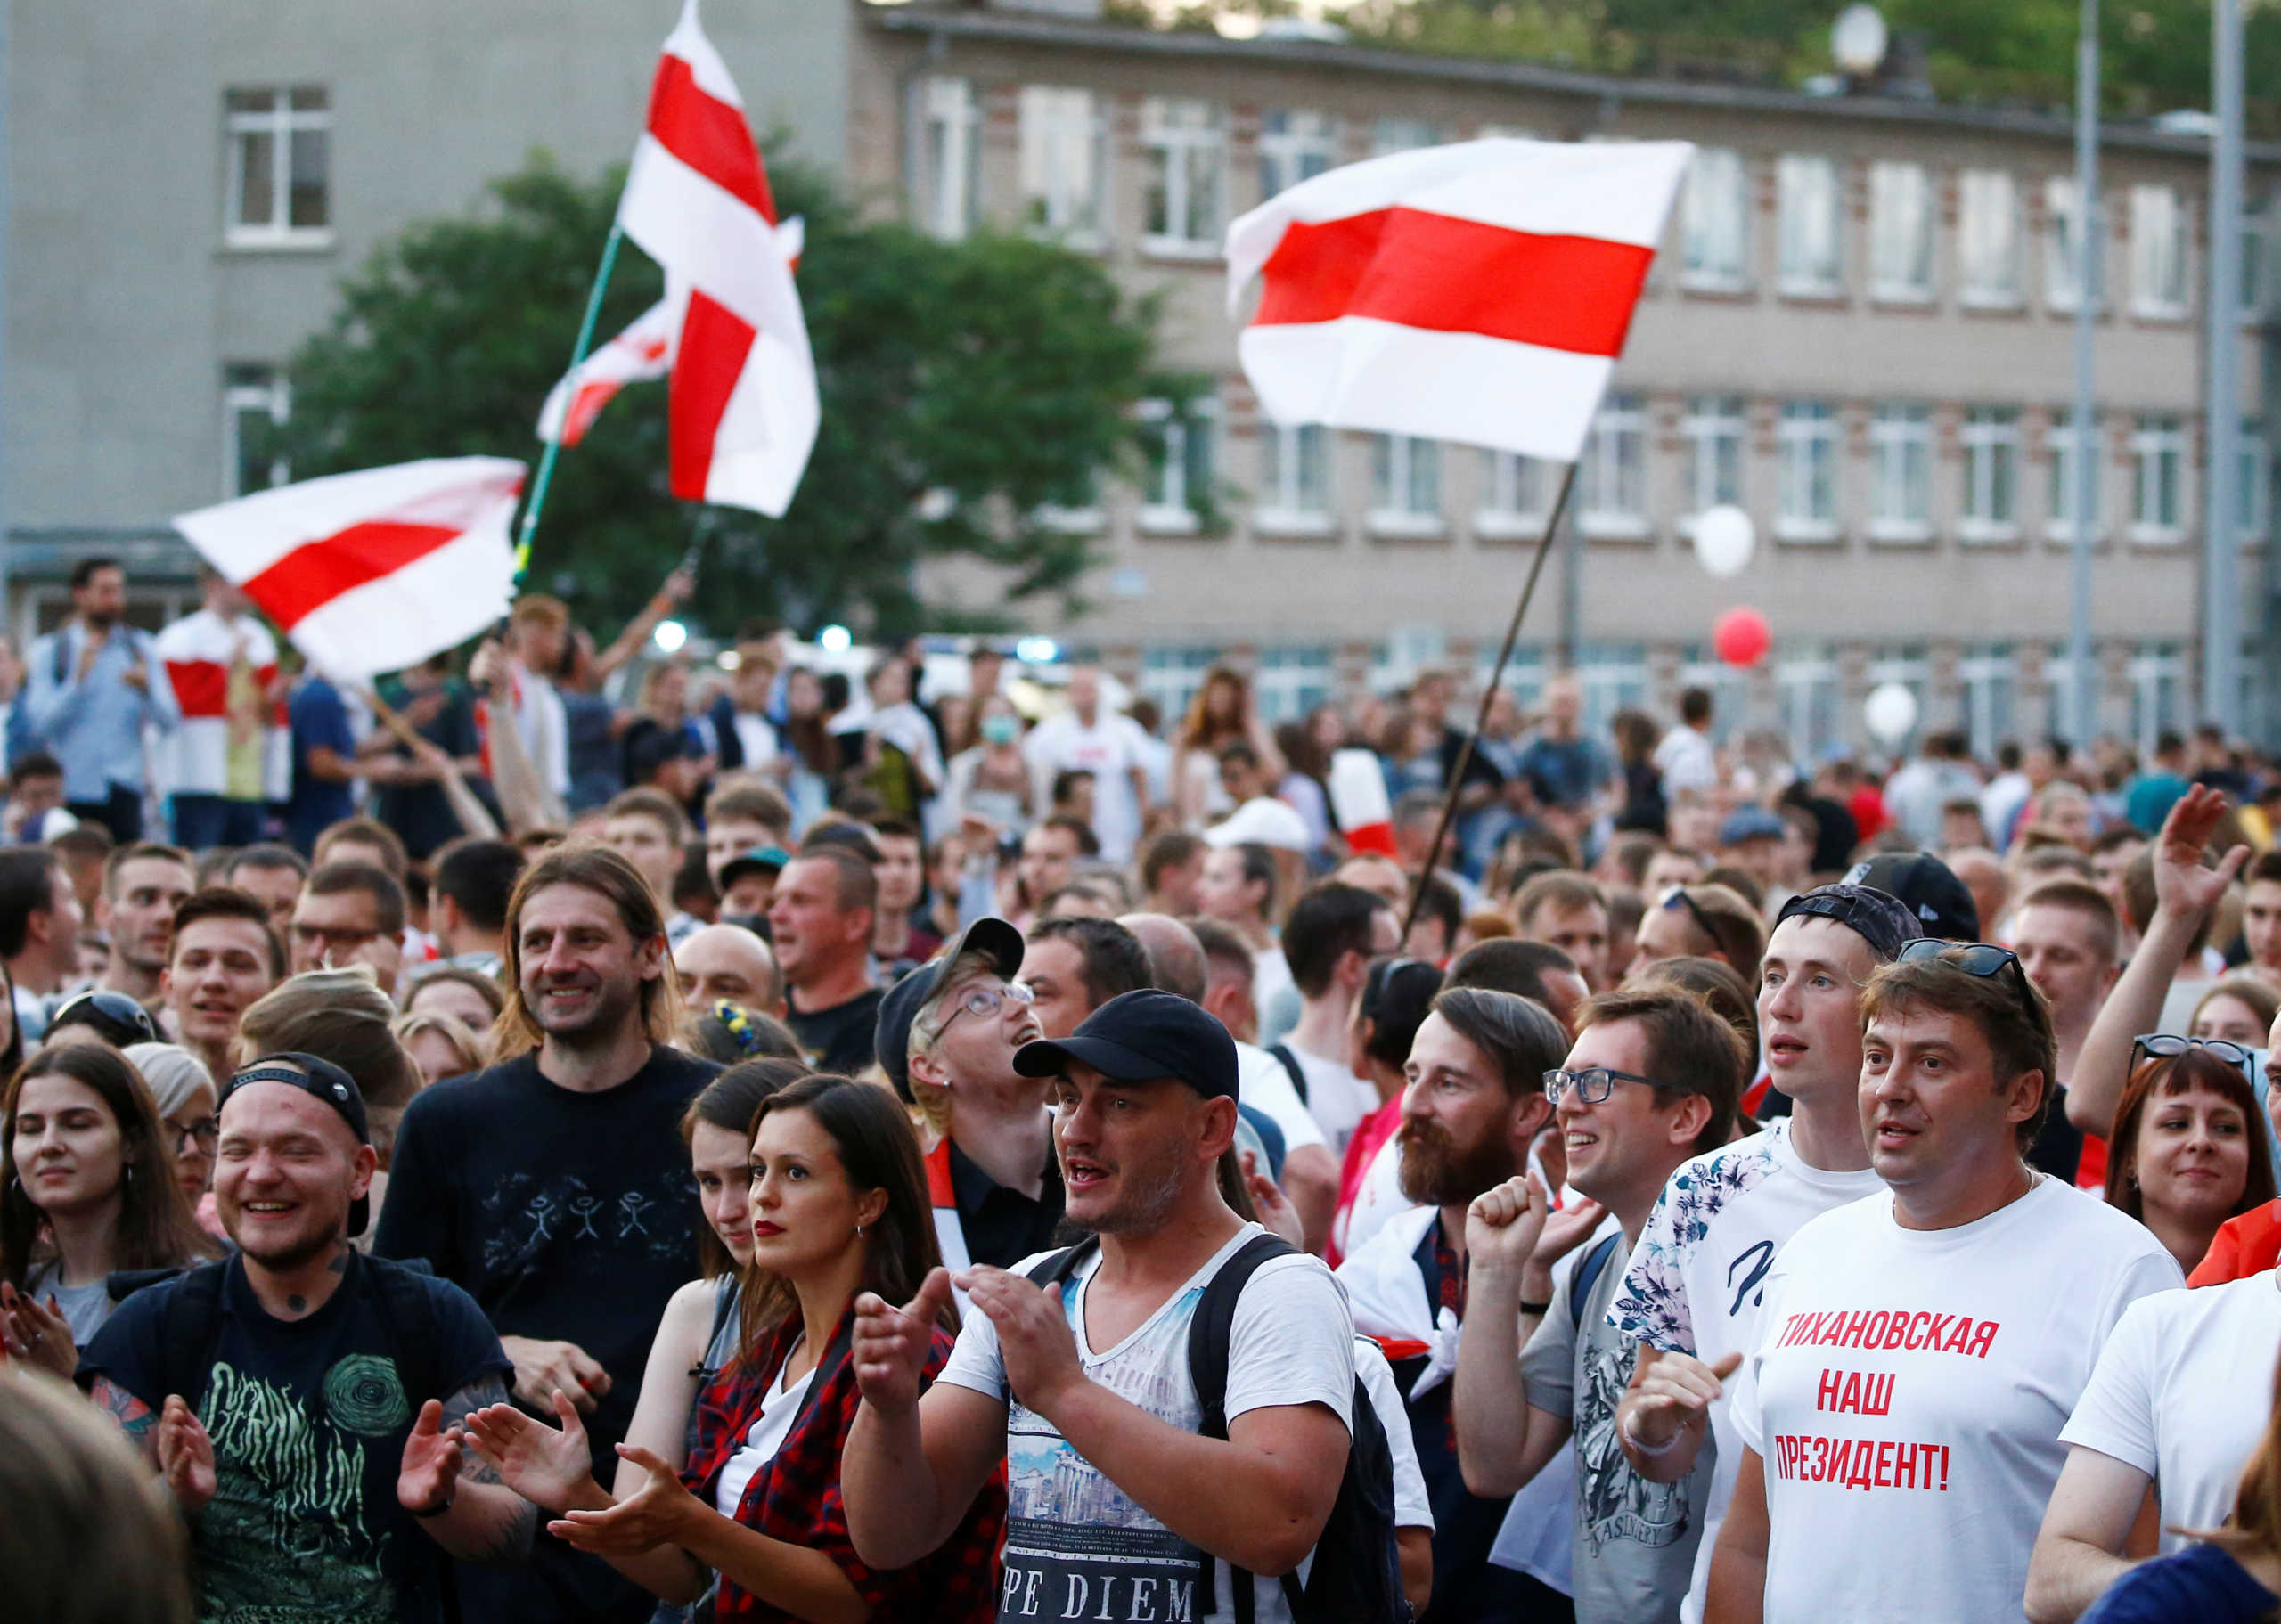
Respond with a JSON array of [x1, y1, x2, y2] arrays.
[[2205, 0, 2246, 734]]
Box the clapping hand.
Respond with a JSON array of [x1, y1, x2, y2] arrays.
[[2153, 786, 2250, 924], [465, 1389, 599, 1514], [852, 1269, 952, 1415], [397, 1398, 465, 1517], [155, 1395, 217, 1513], [0, 1283, 75, 1381], [1240, 1149, 1303, 1249], [549, 1444, 696, 1555], [961, 1267, 1084, 1421]]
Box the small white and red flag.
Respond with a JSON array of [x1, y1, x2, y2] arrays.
[[172, 458, 526, 681], [1329, 748, 1398, 858], [1226, 138, 1692, 462], [612, 0, 817, 516]]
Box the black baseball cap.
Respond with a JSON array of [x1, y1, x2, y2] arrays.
[[1844, 852, 1981, 942], [1774, 884, 1923, 963], [719, 845, 792, 890], [874, 918, 1027, 1101], [1014, 988, 1239, 1102], [217, 1052, 373, 1237]]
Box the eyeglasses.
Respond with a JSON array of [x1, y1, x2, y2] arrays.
[[1895, 939, 2041, 1024], [291, 924, 381, 953], [1543, 1066, 1668, 1107], [169, 1118, 220, 1155], [1659, 885, 1721, 947], [2131, 1033, 2253, 1073], [940, 981, 1035, 1032]]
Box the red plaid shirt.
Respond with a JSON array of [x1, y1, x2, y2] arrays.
[[682, 1306, 1005, 1622]]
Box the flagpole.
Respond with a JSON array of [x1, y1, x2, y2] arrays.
[[514, 221, 626, 577], [1400, 459, 1582, 944]]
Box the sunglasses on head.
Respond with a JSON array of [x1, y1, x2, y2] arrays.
[[1894, 939, 2040, 1024], [2130, 1032, 2252, 1074], [1659, 885, 1720, 946]]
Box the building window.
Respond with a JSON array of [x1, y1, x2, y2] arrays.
[[1369, 436, 1443, 535], [917, 77, 980, 241], [1142, 98, 1224, 256], [1258, 110, 1337, 200], [1680, 148, 1750, 290], [225, 87, 331, 247], [1580, 392, 1648, 537], [2045, 176, 2092, 313], [1372, 118, 1444, 155], [1778, 652, 1843, 763], [2047, 409, 2104, 542], [1141, 648, 1222, 722], [1018, 86, 1104, 246], [2130, 413, 2187, 542], [2128, 642, 2187, 759], [1475, 451, 1550, 539], [2241, 420, 2269, 543], [1868, 162, 1934, 302], [1776, 399, 1841, 540], [1254, 647, 1334, 724], [1680, 394, 1745, 520], [222, 366, 290, 496], [2130, 184, 2189, 317], [1958, 170, 2023, 306], [1777, 155, 1843, 296], [1959, 646, 2019, 760], [1255, 424, 1332, 534], [1868, 403, 1934, 541], [1138, 395, 1218, 534], [1959, 406, 2021, 543]]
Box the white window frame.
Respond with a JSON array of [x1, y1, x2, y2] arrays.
[[1474, 451, 1551, 540], [1868, 161, 1935, 304], [1777, 154, 1844, 297], [1680, 394, 1745, 525], [1140, 648, 1221, 722], [1579, 392, 1649, 539], [1958, 169, 2024, 308], [1958, 406, 2021, 543], [1017, 86, 1106, 249], [2128, 643, 2187, 760], [2045, 175, 2093, 314], [222, 368, 291, 497], [1137, 395, 1220, 535], [1776, 399, 1841, 542], [2130, 184, 2190, 319], [2047, 409, 2105, 543], [1141, 98, 1225, 258], [1255, 423, 1333, 536], [1258, 109, 1337, 201], [224, 86, 332, 249], [1868, 402, 1934, 543], [916, 76, 980, 241], [1371, 118, 1444, 156], [1369, 435, 1443, 537], [1777, 653, 1842, 763], [1254, 647, 1334, 724], [2130, 413, 2187, 543], [1958, 647, 2020, 759], [2241, 420, 2270, 543], [1680, 148, 1751, 291]]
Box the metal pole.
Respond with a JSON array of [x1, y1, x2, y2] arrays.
[[1401, 461, 1580, 943], [1557, 475, 1582, 672], [513, 220, 625, 578], [0, 0, 12, 643], [2068, 0, 2101, 744], [2206, 0, 2246, 732]]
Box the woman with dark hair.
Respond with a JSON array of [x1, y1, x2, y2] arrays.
[[467, 1073, 1005, 1622], [0, 1043, 218, 1375], [1173, 665, 1284, 829], [2102, 1043, 2276, 1277], [1328, 957, 1451, 1265]]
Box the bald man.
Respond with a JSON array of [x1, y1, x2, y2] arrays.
[[674, 922, 784, 1021], [1121, 910, 1338, 1251]]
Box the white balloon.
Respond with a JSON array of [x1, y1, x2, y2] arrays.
[[1694, 505, 1755, 579], [1864, 681, 1919, 746]]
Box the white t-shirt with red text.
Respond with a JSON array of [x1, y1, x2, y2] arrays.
[[1730, 1178, 2182, 1624]]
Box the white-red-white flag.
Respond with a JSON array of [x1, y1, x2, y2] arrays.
[[614, 0, 816, 516], [172, 459, 525, 681], [1226, 138, 1692, 462]]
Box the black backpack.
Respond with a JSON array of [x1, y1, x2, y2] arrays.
[[1029, 1233, 1410, 1624]]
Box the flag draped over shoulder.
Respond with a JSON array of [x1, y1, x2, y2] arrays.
[[171, 458, 526, 682], [609, 0, 818, 517], [1226, 138, 1693, 463]]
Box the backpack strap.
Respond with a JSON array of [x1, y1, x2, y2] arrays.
[[1187, 1232, 1299, 1624], [360, 1253, 447, 1408], [1267, 1043, 1310, 1106], [151, 1261, 236, 1414], [1024, 1236, 1100, 1291], [1568, 1232, 1623, 1336]]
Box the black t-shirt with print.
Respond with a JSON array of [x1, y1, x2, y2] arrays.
[[788, 984, 885, 1076], [79, 1253, 508, 1624]]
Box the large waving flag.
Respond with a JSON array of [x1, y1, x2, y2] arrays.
[[1226, 138, 1692, 462], [613, 0, 817, 516], [173, 459, 526, 681]]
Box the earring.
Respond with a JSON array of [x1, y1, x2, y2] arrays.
[[854, 1221, 865, 1239]]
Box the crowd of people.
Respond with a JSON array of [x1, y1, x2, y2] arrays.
[[13, 551, 2281, 1624]]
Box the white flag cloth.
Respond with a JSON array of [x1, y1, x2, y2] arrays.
[[172, 458, 526, 681], [613, 0, 817, 516], [1226, 137, 1692, 462]]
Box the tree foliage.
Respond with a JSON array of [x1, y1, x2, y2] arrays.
[[282, 156, 1163, 641]]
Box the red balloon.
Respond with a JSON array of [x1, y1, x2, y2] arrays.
[[1713, 607, 1772, 668]]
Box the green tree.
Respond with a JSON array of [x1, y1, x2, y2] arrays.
[[282, 155, 1164, 641]]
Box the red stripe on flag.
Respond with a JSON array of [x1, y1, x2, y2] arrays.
[[165, 661, 228, 718], [669, 291, 757, 502], [241, 520, 464, 631], [1254, 208, 1655, 358], [646, 54, 774, 223]]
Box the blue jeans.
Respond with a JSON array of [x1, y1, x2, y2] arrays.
[[171, 795, 266, 851]]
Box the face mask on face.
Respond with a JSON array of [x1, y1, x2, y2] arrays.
[[981, 714, 1019, 746]]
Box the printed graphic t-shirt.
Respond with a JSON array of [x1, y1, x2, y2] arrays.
[[80, 1254, 509, 1624], [2061, 1269, 2281, 1552], [936, 1222, 1355, 1624], [1731, 1179, 2183, 1624], [1607, 1121, 1885, 1624]]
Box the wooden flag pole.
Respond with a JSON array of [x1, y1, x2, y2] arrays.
[[362, 683, 501, 841], [1398, 458, 1582, 946], [513, 221, 627, 578]]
